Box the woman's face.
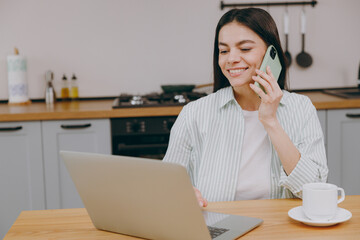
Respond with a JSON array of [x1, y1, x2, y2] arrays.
[[218, 22, 267, 88]]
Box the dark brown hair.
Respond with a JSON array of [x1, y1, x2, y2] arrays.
[[213, 8, 287, 92]]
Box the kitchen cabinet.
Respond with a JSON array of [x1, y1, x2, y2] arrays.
[[0, 121, 45, 239], [42, 119, 111, 209], [327, 109, 360, 195]]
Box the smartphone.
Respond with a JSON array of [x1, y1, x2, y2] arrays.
[[254, 45, 282, 94]]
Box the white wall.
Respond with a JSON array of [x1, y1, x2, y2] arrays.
[[0, 0, 359, 100]]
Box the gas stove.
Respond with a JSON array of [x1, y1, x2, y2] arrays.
[[112, 92, 207, 108]]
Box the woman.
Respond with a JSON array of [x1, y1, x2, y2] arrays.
[[163, 8, 328, 207]]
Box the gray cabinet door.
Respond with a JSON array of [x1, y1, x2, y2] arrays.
[[0, 121, 45, 239], [327, 109, 360, 195], [42, 119, 111, 209]]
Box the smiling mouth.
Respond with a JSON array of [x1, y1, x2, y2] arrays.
[[228, 68, 248, 76]]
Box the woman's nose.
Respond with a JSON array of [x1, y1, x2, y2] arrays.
[[227, 50, 241, 63]]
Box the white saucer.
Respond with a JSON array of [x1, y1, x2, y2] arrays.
[[288, 206, 352, 227]]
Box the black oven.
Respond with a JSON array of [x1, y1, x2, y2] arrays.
[[111, 116, 177, 160]]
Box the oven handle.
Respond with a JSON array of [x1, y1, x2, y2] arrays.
[[117, 143, 168, 150]]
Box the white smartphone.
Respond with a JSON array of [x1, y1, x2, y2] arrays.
[[254, 45, 282, 94]]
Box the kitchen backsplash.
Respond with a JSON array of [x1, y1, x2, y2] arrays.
[[0, 0, 359, 100]]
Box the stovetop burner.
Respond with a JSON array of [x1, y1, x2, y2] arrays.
[[112, 92, 207, 108]]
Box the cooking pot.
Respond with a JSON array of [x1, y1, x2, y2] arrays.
[[161, 83, 213, 93], [161, 84, 195, 93]]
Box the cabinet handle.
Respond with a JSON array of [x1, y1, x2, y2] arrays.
[[60, 123, 92, 129], [345, 113, 360, 118], [0, 126, 23, 131]]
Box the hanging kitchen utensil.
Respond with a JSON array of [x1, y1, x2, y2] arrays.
[[296, 9, 313, 68], [284, 9, 292, 67]]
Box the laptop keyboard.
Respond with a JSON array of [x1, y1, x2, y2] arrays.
[[207, 226, 229, 239]]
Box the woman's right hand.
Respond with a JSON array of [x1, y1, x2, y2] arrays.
[[193, 187, 208, 207]]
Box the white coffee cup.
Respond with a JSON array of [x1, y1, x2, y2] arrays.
[[302, 183, 345, 221]]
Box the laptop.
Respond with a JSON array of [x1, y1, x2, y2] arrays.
[[60, 151, 263, 240]]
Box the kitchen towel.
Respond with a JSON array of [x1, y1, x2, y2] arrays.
[[7, 54, 30, 103]]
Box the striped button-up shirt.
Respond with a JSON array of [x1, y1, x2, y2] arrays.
[[163, 86, 328, 201]]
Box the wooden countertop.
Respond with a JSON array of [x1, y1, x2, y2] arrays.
[[0, 100, 183, 122], [297, 91, 360, 110], [1, 92, 360, 122], [4, 195, 360, 239]]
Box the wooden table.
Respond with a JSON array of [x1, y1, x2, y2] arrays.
[[4, 196, 359, 240]]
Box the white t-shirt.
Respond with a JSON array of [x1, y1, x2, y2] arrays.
[[235, 110, 271, 200]]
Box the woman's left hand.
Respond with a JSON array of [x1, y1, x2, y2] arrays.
[[250, 66, 283, 126]]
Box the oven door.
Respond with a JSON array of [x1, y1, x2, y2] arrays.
[[113, 134, 170, 160], [111, 117, 176, 160]]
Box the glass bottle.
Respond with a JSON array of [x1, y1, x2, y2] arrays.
[[70, 74, 79, 99], [61, 74, 69, 99]]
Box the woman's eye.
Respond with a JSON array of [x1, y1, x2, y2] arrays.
[[241, 48, 251, 52], [219, 50, 228, 54]]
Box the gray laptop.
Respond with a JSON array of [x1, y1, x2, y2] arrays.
[[60, 151, 263, 240]]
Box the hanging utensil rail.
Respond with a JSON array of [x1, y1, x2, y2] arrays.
[[220, 0, 317, 10]]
